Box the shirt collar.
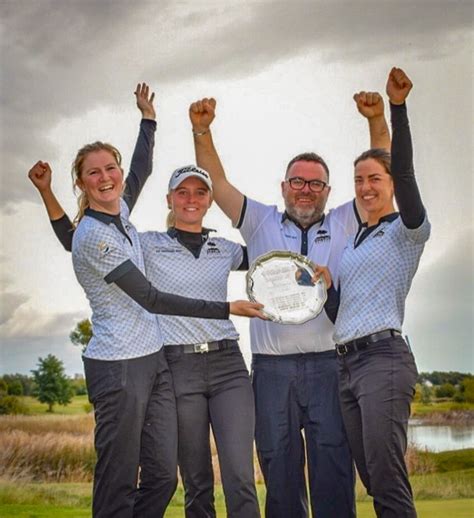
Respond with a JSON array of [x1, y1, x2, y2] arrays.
[[84, 207, 120, 225], [166, 226, 215, 239], [359, 211, 399, 229], [281, 211, 325, 231]]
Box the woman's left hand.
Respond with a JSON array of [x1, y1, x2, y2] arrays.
[[135, 82, 156, 120], [311, 264, 332, 289]]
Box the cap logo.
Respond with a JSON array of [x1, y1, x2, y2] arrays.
[[174, 166, 209, 180]]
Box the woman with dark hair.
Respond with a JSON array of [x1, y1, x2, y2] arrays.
[[333, 68, 430, 518]]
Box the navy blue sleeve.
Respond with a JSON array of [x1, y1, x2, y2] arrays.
[[51, 214, 74, 252], [237, 246, 249, 271], [122, 119, 157, 212], [323, 284, 340, 324], [390, 103, 425, 229], [106, 259, 231, 319]]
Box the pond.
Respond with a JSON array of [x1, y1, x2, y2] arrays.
[[408, 421, 474, 452]]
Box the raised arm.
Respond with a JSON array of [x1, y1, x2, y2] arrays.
[[28, 161, 74, 250], [123, 83, 157, 212], [190, 98, 244, 226], [386, 67, 425, 229], [353, 91, 391, 151]]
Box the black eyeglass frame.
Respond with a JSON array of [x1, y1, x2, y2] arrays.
[[286, 177, 329, 193]]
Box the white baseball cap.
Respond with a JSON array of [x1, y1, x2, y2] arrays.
[[168, 165, 213, 191]]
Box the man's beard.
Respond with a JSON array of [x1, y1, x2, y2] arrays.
[[284, 201, 325, 228]]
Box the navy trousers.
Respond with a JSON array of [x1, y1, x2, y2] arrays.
[[252, 351, 355, 518], [338, 335, 418, 518], [84, 349, 178, 518]]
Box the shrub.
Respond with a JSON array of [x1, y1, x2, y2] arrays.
[[0, 395, 29, 415]]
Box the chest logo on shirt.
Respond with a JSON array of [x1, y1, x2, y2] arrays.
[[314, 230, 330, 244], [98, 241, 111, 256], [207, 242, 221, 255]]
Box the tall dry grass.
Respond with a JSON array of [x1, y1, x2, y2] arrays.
[[1, 415, 95, 482], [0, 414, 458, 486]]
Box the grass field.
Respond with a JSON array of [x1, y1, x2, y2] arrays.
[[1, 397, 473, 516], [0, 482, 473, 517]]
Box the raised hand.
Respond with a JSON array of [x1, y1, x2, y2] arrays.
[[353, 91, 384, 120], [28, 161, 52, 193], [229, 300, 266, 319], [134, 82, 156, 120], [386, 67, 413, 105], [189, 97, 216, 133]]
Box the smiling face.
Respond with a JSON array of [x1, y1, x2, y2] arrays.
[[354, 158, 395, 225], [281, 160, 331, 227], [76, 149, 124, 213], [166, 176, 212, 232]]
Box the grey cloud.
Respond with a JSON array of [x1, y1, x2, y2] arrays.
[[1, 0, 471, 208], [0, 304, 83, 339], [405, 227, 473, 372], [0, 292, 29, 325]]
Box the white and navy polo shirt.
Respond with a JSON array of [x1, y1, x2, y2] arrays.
[[334, 213, 431, 344], [72, 199, 163, 360], [238, 197, 359, 355], [139, 230, 242, 345]]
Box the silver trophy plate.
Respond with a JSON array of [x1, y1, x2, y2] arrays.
[[246, 251, 327, 325]]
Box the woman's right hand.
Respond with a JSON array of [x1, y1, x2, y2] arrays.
[[189, 97, 216, 134], [229, 300, 266, 319], [28, 161, 52, 193]]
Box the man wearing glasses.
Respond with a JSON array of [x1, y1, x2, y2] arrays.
[[189, 93, 390, 518]]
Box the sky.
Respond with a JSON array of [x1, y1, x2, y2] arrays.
[[0, 0, 472, 376]]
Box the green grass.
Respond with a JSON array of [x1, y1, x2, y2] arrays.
[[412, 400, 474, 416], [1, 481, 473, 517], [20, 396, 90, 415]]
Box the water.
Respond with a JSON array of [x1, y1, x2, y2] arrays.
[[408, 421, 474, 452]]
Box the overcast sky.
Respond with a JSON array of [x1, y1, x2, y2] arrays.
[[1, 0, 472, 376]]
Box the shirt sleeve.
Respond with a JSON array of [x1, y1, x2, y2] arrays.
[[122, 119, 157, 212], [51, 214, 75, 252], [238, 196, 273, 244], [228, 241, 245, 271], [108, 259, 231, 319], [328, 200, 359, 236], [390, 102, 425, 230]]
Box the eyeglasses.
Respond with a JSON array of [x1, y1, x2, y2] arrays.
[[286, 177, 328, 193]]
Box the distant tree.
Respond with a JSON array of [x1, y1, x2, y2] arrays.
[[7, 379, 23, 396], [435, 383, 456, 398], [420, 383, 432, 405], [418, 371, 473, 387], [3, 374, 35, 396], [70, 319, 92, 352], [462, 378, 474, 403], [0, 379, 7, 395], [31, 355, 74, 412]]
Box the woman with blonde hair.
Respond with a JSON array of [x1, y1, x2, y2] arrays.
[[28, 84, 263, 518]]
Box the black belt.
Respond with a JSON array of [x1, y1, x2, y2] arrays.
[[336, 329, 401, 356], [166, 339, 237, 354]]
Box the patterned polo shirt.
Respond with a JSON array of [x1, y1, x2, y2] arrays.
[[139, 231, 242, 345], [238, 197, 359, 354], [72, 199, 163, 360], [334, 214, 431, 344]]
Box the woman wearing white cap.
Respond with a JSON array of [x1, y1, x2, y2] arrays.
[[28, 86, 261, 518], [140, 165, 260, 518]]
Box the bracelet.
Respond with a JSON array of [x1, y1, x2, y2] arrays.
[[192, 129, 210, 137]]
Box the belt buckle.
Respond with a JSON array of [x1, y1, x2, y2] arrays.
[[337, 344, 348, 356], [194, 343, 209, 353]]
